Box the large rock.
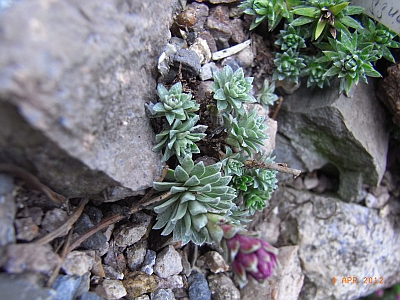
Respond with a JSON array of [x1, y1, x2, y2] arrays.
[[0, 0, 179, 201], [275, 79, 389, 201], [279, 187, 400, 300]]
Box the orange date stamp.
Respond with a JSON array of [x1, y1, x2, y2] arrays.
[[331, 276, 384, 284]]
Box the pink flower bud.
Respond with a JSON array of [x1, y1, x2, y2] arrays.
[[221, 224, 278, 288]]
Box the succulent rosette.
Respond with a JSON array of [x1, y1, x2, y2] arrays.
[[211, 65, 256, 116], [152, 156, 237, 245], [149, 82, 199, 125], [221, 224, 278, 288], [152, 115, 207, 163]]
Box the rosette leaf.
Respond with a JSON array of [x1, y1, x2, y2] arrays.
[[152, 156, 237, 245], [275, 24, 306, 51], [211, 65, 256, 117], [318, 30, 381, 96], [272, 49, 306, 84], [220, 147, 247, 177], [301, 55, 332, 89], [147, 82, 199, 125], [360, 15, 400, 63], [153, 115, 207, 163], [256, 79, 279, 110], [223, 110, 268, 156]]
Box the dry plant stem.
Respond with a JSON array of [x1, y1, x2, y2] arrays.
[[271, 96, 283, 120], [0, 163, 67, 204], [34, 197, 89, 245], [46, 229, 73, 288], [244, 160, 301, 178], [68, 166, 170, 252]]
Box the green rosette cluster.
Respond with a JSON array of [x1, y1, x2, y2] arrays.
[[211, 65, 256, 117], [152, 156, 237, 245]]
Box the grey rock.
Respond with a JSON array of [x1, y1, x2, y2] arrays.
[[189, 2, 209, 33], [79, 292, 104, 300], [196, 251, 229, 273], [151, 288, 175, 300], [279, 187, 400, 299], [206, 6, 231, 48], [103, 240, 126, 273], [207, 273, 240, 300], [94, 279, 127, 300], [114, 211, 152, 247], [0, 0, 174, 201], [41, 208, 69, 237], [199, 62, 217, 81], [134, 295, 150, 300], [2, 243, 60, 275], [189, 38, 212, 65], [157, 274, 184, 290], [103, 265, 124, 280], [62, 251, 94, 276], [74, 213, 107, 250], [235, 46, 254, 69], [173, 49, 201, 77], [303, 175, 319, 190], [229, 18, 247, 44], [188, 271, 211, 300], [275, 80, 388, 201], [14, 216, 39, 241], [0, 174, 16, 246], [52, 275, 81, 300], [84, 206, 103, 225], [0, 272, 56, 300], [141, 249, 157, 275], [154, 245, 183, 278], [126, 239, 148, 271]]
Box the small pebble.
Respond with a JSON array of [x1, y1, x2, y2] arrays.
[[188, 271, 211, 300], [197, 251, 229, 273], [52, 275, 81, 300], [79, 291, 105, 300], [94, 279, 127, 300], [62, 251, 93, 276], [303, 176, 319, 190], [141, 249, 157, 275], [123, 274, 158, 298], [154, 245, 183, 278], [151, 288, 175, 300], [41, 208, 69, 237], [126, 239, 148, 271], [207, 273, 240, 300], [14, 217, 39, 241]]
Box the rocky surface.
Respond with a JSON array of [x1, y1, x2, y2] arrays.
[[0, 0, 177, 201], [0, 1, 399, 300], [275, 79, 389, 201]]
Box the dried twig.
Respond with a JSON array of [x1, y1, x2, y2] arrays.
[[243, 160, 301, 178], [34, 197, 89, 245], [46, 229, 73, 287], [68, 166, 170, 252], [0, 163, 67, 204]]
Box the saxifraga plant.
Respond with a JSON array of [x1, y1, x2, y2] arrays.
[[301, 55, 332, 89], [360, 15, 400, 63], [272, 48, 306, 84], [275, 24, 307, 51], [223, 109, 268, 157], [152, 115, 207, 163], [147, 82, 199, 125], [239, 0, 294, 31], [152, 155, 237, 245], [211, 65, 256, 117], [256, 79, 279, 110], [318, 30, 381, 96], [290, 0, 364, 40]]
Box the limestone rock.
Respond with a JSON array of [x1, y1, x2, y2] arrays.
[[1, 243, 60, 275], [0, 0, 176, 201], [275, 79, 388, 201], [207, 273, 240, 300], [154, 245, 183, 278], [94, 279, 126, 300], [279, 188, 400, 299]]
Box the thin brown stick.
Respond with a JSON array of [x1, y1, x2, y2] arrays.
[[68, 166, 170, 252], [0, 163, 67, 204], [46, 229, 73, 287], [34, 198, 89, 245], [270, 96, 283, 120], [243, 160, 301, 178]]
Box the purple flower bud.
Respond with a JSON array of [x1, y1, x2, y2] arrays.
[[221, 224, 278, 288]]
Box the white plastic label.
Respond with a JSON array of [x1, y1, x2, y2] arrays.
[[351, 0, 400, 34]]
